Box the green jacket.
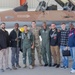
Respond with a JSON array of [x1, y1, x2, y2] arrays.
[[21, 31, 34, 48], [39, 28, 50, 44]]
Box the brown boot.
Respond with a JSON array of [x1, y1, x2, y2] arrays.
[[32, 63, 35, 67]]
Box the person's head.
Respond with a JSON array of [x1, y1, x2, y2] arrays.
[[61, 23, 66, 30], [51, 23, 56, 29], [42, 22, 47, 29], [23, 25, 28, 32], [31, 21, 36, 28], [14, 23, 19, 30], [69, 23, 74, 30], [0, 23, 6, 30]]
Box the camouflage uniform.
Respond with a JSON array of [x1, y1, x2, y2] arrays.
[[30, 27, 42, 66]]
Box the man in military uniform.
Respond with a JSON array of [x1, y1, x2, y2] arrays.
[[21, 25, 34, 69], [30, 21, 42, 66], [39, 22, 52, 66]]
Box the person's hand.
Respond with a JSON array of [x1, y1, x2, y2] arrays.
[[31, 45, 34, 49], [15, 38, 18, 41], [65, 46, 69, 50], [58, 29, 60, 32]]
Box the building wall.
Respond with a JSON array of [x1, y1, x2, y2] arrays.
[[0, 0, 20, 8], [27, 0, 39, 8]]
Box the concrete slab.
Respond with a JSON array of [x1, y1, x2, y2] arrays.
[[0, 48, 74, 75]]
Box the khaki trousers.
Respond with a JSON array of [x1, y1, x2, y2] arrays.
[[51, 46, 60, 64], [0, 48, 9, 70]]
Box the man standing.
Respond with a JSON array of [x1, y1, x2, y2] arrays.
[[49, 23, 60, 68], [68, 24, 75, 73], [21, 25, 34, 69], [60, 23, 69, 68], [10, 23, 21, 70], [39, 22, 52, 66], [0, 23, 10, 72], [30, 21, 42, 66]]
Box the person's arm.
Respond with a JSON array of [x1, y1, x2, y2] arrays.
[[20, 33, 23, 50], [9, 31, 13, 41], [17, 31, 22, 44], [39, 29, 41, 36], [31, 32, 35, 49], [7, 31, 10, 47], [0, 44, 2, 50], [73, 29, 75, 41], [49, 30, 51, 43], [57, 30, 61, 46], [10, 31, 14, 41]]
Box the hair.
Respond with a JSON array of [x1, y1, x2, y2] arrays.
[[23, 25, 28, 27], [51, 23, 56, 25], [70, 23, 74, 25], [70, 23, 74, 30], [43, 22, 46, 25], [15, 23, 19, 25], [14, 23, 19, 27], [70, 23, 74, 27], [1, 23, 6, 25], [32, 21, 36, 23], [61, 23, 66, 25]]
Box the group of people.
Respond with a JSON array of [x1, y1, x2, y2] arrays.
[[0, 21, 75, 73]]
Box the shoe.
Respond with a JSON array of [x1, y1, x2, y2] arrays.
[[64, 66, 68, 69], [49, 64, 52, 67], [32, 63, 35, 67], [61, 66, 68, 69], [70, 69, 75, 73], [56, 64, 60, 68], [60, 65, 65, 68], [6, 67, 12, 70], [29, 65, 33, 69], [71, 68, 73, 71], [52, 64, 57, 67], [0, 69, 5, 72], [23, 64, 27, 68], [39, 63, 43, 66], [12, 66, 17, 70], [16, 65, 21, 68], [44, 64, 48, 67]]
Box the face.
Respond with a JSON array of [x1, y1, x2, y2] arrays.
[[70, 24, 74, 29], [61, 24, 66, 30], [42, 23, 47, 29], [24, 26, 28, 31], [14, 23, 19, 30], [1, 24, 6, 29], [31, 22, 36, 28], [51, 24, 56, 29]]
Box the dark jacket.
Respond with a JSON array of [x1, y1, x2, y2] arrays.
[[68, 28, 75, 47], [10, 29, 21, 47], [49, 28, 60, 46], [0, 29, 9, 50]]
